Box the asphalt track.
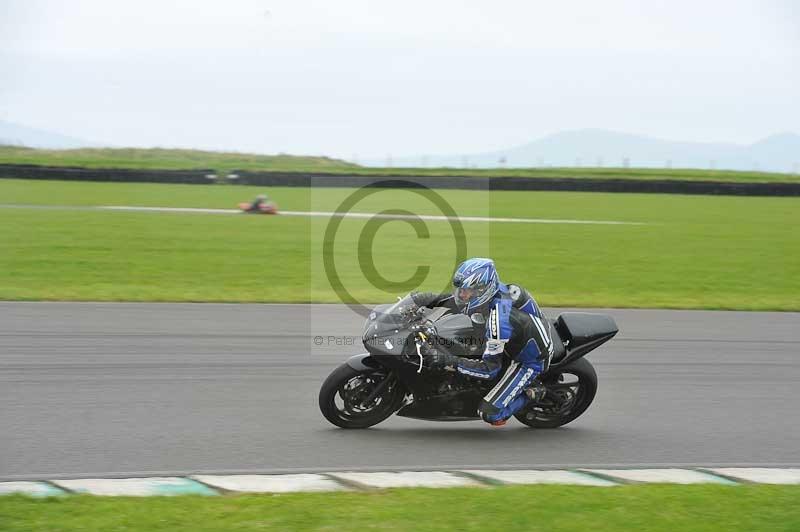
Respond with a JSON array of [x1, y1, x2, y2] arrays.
[[1, 302, 798, 480]]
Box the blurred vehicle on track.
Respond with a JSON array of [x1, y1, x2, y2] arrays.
[[238, 193, 278, 214]]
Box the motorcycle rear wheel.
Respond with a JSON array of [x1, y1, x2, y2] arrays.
[[514, 357, 597, 428], [319, 364, 405, 429]]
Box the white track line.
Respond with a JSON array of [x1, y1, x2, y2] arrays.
[[53, 477, 217, 496], [98, 205, 644, 225], [5, 468, 800, 496], [100, 206, 238, 214], [192, 474, 347, 493], [708, 468, 800, 484], [0, 481, 66, 497], [461, 469, 616, 486], [5, 463, 800, 481], [328, 471, 481, 489], [583, 468, 734, 485]]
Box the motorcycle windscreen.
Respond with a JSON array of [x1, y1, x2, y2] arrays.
[[362, 299, 411, 338], [362, 297, 415, 357]]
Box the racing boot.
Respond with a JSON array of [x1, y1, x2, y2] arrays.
[[478, 404, 508, 427]]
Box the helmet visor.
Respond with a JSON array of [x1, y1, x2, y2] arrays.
[[454, 283, 490, 307]]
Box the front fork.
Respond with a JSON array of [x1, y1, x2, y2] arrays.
[[358, 371, 396, 408]]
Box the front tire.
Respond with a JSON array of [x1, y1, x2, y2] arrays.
[[318, 364, 405, 429], [514, 357, 597, 428]]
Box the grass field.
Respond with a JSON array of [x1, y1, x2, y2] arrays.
[[1, 485, 799, 531], [1, 179, 798, 309], [1, 145, 797, 182]]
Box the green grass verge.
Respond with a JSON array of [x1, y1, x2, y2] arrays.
[[1, 179, 798, 309], [1, 145, 797, 182], [1, 485, 799, 531]]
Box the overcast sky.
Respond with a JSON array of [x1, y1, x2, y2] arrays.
[[2, 0, 798, 158]]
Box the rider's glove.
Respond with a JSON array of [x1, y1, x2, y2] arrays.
[[410, 292, 440, 308], [423, 346, 458, 371]]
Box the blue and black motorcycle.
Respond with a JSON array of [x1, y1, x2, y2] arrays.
[[319, 294, 617, 429]]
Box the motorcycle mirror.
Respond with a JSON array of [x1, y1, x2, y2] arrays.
[[470, 313, 486, 325]]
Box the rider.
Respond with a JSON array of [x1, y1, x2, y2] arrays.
[[248, 193, 269, 211], [411, 258, 555, 426]]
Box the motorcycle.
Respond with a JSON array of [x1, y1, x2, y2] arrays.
[[319, 294, 618, 429], [238, 201, 278, 215]]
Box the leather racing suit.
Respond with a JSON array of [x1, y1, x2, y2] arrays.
[[411, 284, 556, 423]]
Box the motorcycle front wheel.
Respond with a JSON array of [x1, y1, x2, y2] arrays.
[[318, 364, 405, 429]]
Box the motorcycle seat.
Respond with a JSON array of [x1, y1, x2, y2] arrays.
[[548, 318, 568, 364]]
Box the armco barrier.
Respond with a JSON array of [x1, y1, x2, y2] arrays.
[[0, 164, 214, 185], [231, 170, 800, 196], [2, 164, 800, 196]]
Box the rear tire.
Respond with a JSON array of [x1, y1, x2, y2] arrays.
[[319, 364, 405, 429], [514, 357, 597, 428]]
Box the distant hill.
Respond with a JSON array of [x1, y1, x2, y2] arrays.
[[372, 129, 800, 173], [0, 121, 96, 149], [3, 121, 798, 174]]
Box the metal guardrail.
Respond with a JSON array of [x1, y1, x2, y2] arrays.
[[0, 164, 214, 185], [1, 164, 799, 196]]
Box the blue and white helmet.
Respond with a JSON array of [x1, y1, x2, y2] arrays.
[[452, 258, 500, 312]]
